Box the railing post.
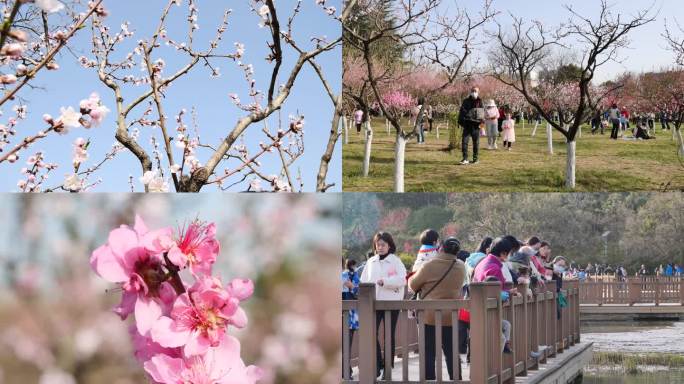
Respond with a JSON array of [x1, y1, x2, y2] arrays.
[[680, 278, 684, 306], [358, 283, 376, 383], [629, 277, 639, 306], [598, 278, 603, 306], [470, 282, 500, 384], [655, 279, 660, 306]]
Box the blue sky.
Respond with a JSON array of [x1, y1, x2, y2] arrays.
[[441, 0, 683, 83], [0, 1, 341, 192]]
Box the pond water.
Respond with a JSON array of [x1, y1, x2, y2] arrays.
[[580, 321, 684, 383], [581, 321, 684, 353], [582, 371, 684, 384]]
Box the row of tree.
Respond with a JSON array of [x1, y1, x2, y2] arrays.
[[343, 0, 683, 191]]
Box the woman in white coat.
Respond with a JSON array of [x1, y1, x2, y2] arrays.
[[360, 231, 407, 377]]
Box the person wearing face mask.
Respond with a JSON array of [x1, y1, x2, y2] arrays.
[[472, 236, 521, 354], [457, 86, 484, 165], [360, 232, 407, 378]]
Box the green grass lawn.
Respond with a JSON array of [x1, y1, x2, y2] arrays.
[[342, 118, 684, 192]]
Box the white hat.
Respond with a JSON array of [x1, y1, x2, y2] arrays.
[[486, 99, 497, 108]]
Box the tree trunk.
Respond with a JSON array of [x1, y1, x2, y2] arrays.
[[362, 121, 373, 177], [343, 115, 348, 145], [676, 128, 684, 157], [547, 123, 554, 155], [394, 134, 406, 192], [532, 121, 539, 137], [566, 140, 576, 189], [316, 107, 341, 192]]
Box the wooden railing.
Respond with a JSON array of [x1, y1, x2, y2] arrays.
[[342, 280, 581, 383], [579, 276, 684, 306]]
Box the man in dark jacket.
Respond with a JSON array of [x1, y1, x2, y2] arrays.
[[458, 87, 484, 165]]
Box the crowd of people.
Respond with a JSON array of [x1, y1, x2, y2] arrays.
[[563, 262, 684, 282], [341, 230, 571, 379]]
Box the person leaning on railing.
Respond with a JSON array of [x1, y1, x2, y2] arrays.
[[408, 237, 466, 381], [472, 235, 522, 354], [359, 231, 407, 378]]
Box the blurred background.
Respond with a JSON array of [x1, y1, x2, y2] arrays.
[[0, 194, 341, 384], [343, 193, 684, 272]]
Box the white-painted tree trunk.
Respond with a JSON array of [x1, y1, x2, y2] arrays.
[[566, 140, 576, 189], [532, 121, 539, 137], [578, 125, 582, 138], [343, 115, 348, 145], [676, 128, 684, 157], [436, 124, 440, 139], [386, 119, 390, 135], [362, 122, 373, 177], [547, 123, 554, 155], [394, 134, 406, 192]]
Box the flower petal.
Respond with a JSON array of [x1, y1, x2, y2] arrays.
[[228, 307, 248, 329], [135, 297, 162, 335], [183, 330, 211, 356], [90, 245, 128, 282], [143, 354, 183, 383], [134, 214, 149, 235], [150, 316, 190, 348], [167, 245, 187, 269], [114, 289, 137, 320], [227, 278, 254, 301]]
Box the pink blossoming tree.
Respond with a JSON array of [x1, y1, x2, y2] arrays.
[[344, 0, 495, 192]]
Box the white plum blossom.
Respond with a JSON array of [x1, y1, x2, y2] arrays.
[[139, 170, 169, 192], [64, 174, 84, 192], [35, 0, 65, 13], [249, 179, 262, 192], [72, 138, 88, 165], [56, 107, 81, 132], [1, 43, 24, 59]]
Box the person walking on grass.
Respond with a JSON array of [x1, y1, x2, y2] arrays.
[[484, 99, 500, 150], [609, 103, 621, 140], [360, 232, 407, 378], [409, 237, 466, 381], [458, 86, 484, 165], [354, 107, 364, 134], [501, 111, 516, 151], [414, 98, 427, 144]]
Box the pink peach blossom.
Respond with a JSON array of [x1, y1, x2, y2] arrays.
[[89, 215, 167, 326], [151, 276, 250, 357], [144, 335, 263, 384]]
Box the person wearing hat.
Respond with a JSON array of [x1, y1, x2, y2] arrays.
[[484, 99, 500, 150], [409, 237, 466, 381]]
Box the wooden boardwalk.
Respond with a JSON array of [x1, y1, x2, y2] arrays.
[[348, 342, 593, 384]]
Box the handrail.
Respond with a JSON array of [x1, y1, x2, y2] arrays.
[[342, 279, 581, 383], [578, 276, 684, 306]]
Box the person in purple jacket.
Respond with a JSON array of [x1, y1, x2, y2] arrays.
[[472, 236, 521, 353]]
